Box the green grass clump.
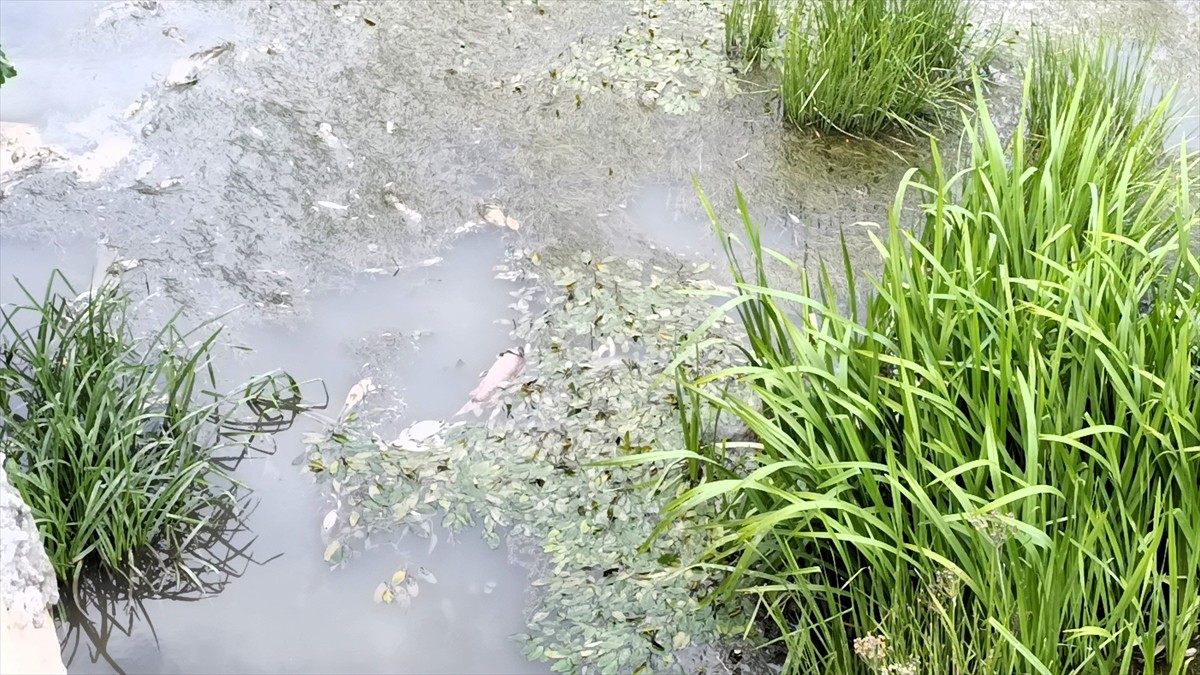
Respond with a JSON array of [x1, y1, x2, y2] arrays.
[[725, 0, 779, 68], [1, 273, 299, 593], [652, 61, 1199, 674], [1028, 35, 1171, 187], [780, 0, 978, 136]]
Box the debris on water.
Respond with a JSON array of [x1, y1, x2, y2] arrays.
[[166, 42, 234, 87], [132, 176, 184, 195], [382, 182, 422, 227], [385, 120, 396, 134], [372, 582, 389, 604], [162, 26, 184, 42], [95, 0, 159, 26], [0, 122, 64, 197], [316, 200, 349, 211], [414, 566, 438, 585], [124, 94, 154, 119], [419, 257, 443, 267], [483, 581, 496, 595], [406, 420, 444, 442], [315, 122, 342, 149], [456, 347, 526, 416], [340, 378, 376, 415], [322, 509, 338, 534]]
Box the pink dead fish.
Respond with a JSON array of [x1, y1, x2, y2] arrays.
[[456, 347, 525, 416]]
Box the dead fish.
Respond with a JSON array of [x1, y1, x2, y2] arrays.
[[414, 566, 438, 584], [95, 0, 159, 26], [456, 347, 525, 416], [315, 122, 342, 149], [341, 378, 376, 415], [166, 42, 234, 87]]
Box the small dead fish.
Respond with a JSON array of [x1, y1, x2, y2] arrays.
[[341, 378, 376, 414], [405, 419, 443, 442], [95, 0, 159, 26], [456, 347, 525, 416], [166, 41, 233, 87], [414, 566, 438, 584], [132, 176, 183, 195], [315, 122, 342, 149]]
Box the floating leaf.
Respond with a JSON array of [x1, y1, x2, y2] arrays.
[[323, 540, 341, 562], [373, 582, 388, 603], [322, 510, 338, 533], [414, 566, 438, 584], [349, 511, 361, 528], [505, 216, 520, 231], [671, 632, 689, 650], [391, 568, 408, 586]]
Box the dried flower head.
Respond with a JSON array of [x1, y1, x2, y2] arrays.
[[854, 634, 888, 665]]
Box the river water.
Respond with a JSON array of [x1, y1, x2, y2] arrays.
[[1, 1, 1196, 673]]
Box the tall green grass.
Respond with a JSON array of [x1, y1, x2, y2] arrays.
[[725, 0, 779, 68], [649, 58, 1199, 674], [779, 0, 980, 136], [0, 272, 301, 595]]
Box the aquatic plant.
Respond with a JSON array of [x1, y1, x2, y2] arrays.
[[779, 0, 980, 136], [648, 66, 1199, 673], [725, 0, 779, 67], [307, 254, 754, 675], [0, 46, 14, 86], [0, 271, 302, 595], [1027, 35, 1171, 187]]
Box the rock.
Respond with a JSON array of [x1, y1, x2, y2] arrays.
[[1, 451, 65, 674]]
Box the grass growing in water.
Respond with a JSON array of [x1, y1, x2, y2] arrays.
[[779, 0, 979, 136], [650, 61, 1200, 674], [725, 0, 779, 68], [0, 272, 301, 594]]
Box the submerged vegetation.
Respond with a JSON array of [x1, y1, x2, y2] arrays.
[[648, 48, 1199, 675], [0, 271, 302, 594]]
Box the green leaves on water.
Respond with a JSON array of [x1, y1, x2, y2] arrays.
[[306, 250, 748, 670]]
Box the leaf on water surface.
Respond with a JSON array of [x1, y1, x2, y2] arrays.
[[671, 632, 689, 650], [349, 511, 360, 528], [505, 216, 520, 231], [406, 578, 420, 598], [391, 568, 408, 586], [373, 582, 388, 603], [323, 540, 341, 562], [322, 509, 338, 533]]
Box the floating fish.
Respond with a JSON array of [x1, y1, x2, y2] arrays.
[[166, 42, 233, 87], [341, 378, 376, 415], [456, 347, 525, 416]]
